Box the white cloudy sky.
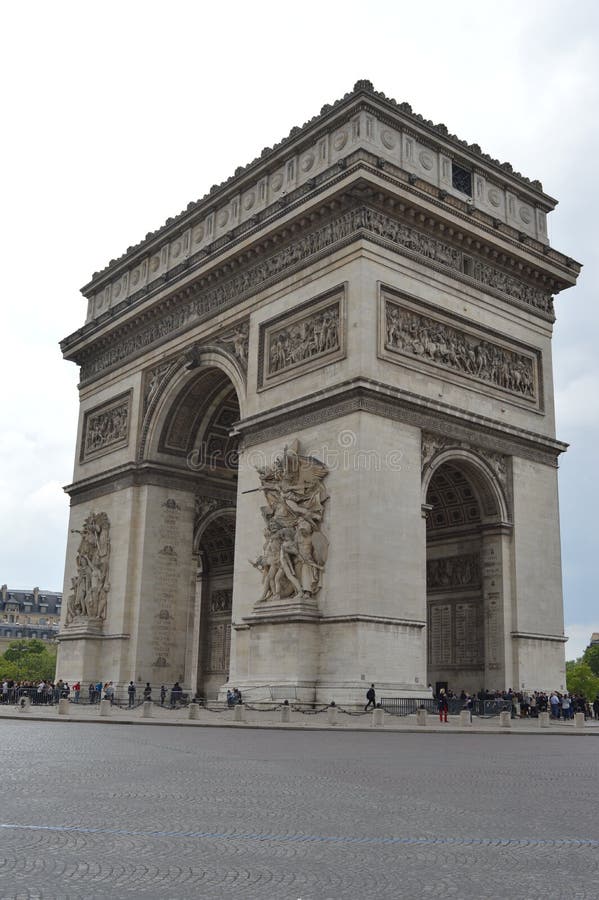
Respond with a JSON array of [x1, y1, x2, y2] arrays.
[[1, 1, 597, 658]]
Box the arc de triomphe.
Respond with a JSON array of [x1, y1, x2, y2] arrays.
[[57, 81, 579, 702]]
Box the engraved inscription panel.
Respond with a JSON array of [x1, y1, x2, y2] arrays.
[[382, 293, 539, 404], [80, 392, 131, 461]]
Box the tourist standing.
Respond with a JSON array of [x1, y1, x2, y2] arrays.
[[438, 689, 449, 723], [160, 685, 166, 706], [127, 681, 136, 708]]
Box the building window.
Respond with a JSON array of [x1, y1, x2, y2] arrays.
[[452, 162, 472, 197]]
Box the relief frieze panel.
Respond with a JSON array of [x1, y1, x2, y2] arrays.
[[259, 289, 345, 389], [427, 553, 481, 592], [80, 391, 131, 462], [79, 206, 552, 383], [383, 295, 538, 403]]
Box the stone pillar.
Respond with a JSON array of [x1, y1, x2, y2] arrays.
[[142, 701, 153, 718], [100, 699, 111, 716], [481, 526, 514, 692], [327, 705, 338, 725], [230, 417, 428, 705], [371, 707, 385, 727], [188, 702, 200, 720], [233, 704, 246, 723], [280, 705, 291, 723], [18, 696, 31, 713], [574, 712, 585, 729], [459, 710, 472, 727], [416, 707, 427, 727], [58, 698, 70, 715], [499, 710, 511, 728], [539, 711, 550, 728]]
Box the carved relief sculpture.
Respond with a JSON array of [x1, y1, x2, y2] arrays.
[[81, 394, 130, 460], [427, 553, 481, 591], [218, 321, 249, 369], [249, 439, 329, 602], [268, 304, 339, 375], [65, 512, 111, 625], [385, 299, 537, 400]]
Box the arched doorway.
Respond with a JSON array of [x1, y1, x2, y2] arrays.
[[142, 358, 242, 698], [194, 512, 236, 699], [423, 450, 511, 695]]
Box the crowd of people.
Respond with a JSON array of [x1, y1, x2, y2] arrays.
[[438, 687, 599, 720], [0, 678, 188, 708]]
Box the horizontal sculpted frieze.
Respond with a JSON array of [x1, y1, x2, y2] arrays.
[[384, 299, 537, 400], [80, 206, 552, 383], [427, 553, 481, 591]]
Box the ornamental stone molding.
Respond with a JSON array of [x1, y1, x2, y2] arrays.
[[74, 203, 559, 385], [71, 81, 580, 336]]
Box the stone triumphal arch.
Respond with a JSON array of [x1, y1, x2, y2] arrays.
[[57, 81, 579, 701]]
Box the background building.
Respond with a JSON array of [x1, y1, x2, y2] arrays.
[[0, 585, 61, 653]]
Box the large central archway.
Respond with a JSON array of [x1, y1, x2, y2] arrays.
[[142, 355, 243, 699]]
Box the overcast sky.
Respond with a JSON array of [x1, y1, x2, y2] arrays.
[[1, 1, 597, 659]]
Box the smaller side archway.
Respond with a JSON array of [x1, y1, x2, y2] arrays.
[[422, 447, 512, 696]]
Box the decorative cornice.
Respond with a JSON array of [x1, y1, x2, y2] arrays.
[[82, 80, 558, 289], [236, 377, 567, 466], [510, 631, 568, 643], [68, 202, 560, 386]]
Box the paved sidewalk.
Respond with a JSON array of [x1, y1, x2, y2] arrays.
[[2, 701, 598, 735]]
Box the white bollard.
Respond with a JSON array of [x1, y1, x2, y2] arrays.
[[416, 707, 427, 727], [574, 712, 585, 729], [280, 705, 290, 723], [459, 709, 472, 727], [58, 698, 70, 715], [234, 704, 246, 723], [100, 699, 111, 717], [327, 705, 338, 725], [18, 696, 31, 713], [142, 701, 153, 718], [188, 703, 199, 720], [371, 707, 385, 728], [499, 711, 511, 728], [539, 712, 550, 728]]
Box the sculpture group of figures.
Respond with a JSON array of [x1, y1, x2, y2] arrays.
[[250, 440, 329, 602], [84, 402, 129, 454], [268, 306, 339, 374], [427, 553, 481, 591], [385, 303, 535, 398], [65, 512, 111, 624]]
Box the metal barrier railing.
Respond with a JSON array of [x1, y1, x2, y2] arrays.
[[380, 697, 512, 718]]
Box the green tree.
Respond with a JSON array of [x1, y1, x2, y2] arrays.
[[582, 643, 599, 677], [566, 660, 599, 699], [0, 639, 57, 682]]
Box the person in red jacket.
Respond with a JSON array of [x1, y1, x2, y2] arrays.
[[438, 689, 449, 723]]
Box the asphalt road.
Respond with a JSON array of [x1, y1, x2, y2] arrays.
[[0, 722, 597, 899]]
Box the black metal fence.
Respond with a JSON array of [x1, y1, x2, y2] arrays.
[[380, 697, 512, 718]]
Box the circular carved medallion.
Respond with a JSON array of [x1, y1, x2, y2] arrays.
[[271, 172, 284, 192], [243, 191, 255, 210], [301, 152, 315, 172], [381, 129, 396, 150], [519, 206, 532, 224], [419, 151, 434, 170], [131, 269, 140, 287], [488, 189, 501, 208], [217, 209, 229, 227], [171, 241, 182, 259], [193, 225, 204, 244], [150, 255, 160, 273], [333, 130, 348, 151]]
